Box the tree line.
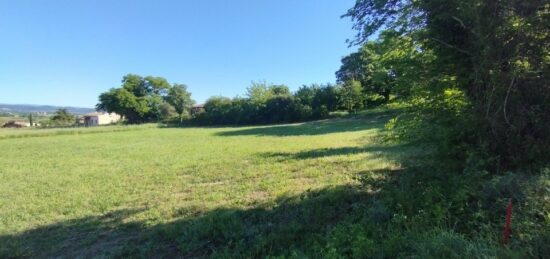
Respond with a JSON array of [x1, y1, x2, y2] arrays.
[[96, 77, 368, 125], [195, 82, 343, 125], [95, 0, 549, 171]]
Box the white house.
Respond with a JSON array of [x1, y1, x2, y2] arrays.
[[83, 112, 121, 126]]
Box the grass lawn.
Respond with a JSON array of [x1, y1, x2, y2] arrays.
[[0, 110, 414, 257]]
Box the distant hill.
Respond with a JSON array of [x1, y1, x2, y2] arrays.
[[0, 104, 95, 115]]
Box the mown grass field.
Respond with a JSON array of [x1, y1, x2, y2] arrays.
[[0, 110, 416, 257]]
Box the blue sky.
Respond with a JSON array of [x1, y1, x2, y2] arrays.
[[0, 0, 357, 107]]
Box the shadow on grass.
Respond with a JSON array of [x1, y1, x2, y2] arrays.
[[0, 157, 528, 257], [0, 186, 382, 258], [0, 111, 420, 258], [214, 110, 396, 137], [260, 145, 411, 161], [0, 208, 150, 258]]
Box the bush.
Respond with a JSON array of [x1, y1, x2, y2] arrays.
[[192, 84, 342, 125]]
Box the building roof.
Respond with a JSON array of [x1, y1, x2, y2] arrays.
[[84, 112, 120, 117], [84, 112, 104, 116]]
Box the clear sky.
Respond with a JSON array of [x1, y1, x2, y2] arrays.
[[0, 0, 357, 107]]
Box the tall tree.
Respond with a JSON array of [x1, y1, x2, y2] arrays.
[[166, 84, 195, 123], [96, 74, 182, 123], [51, 108, 75, 125], [344, 0, 550, 168], [336, 30, 426, 104], [339, 80, 364, 114]]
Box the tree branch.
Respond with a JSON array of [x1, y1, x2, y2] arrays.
[[430, 37, 471, 55], [503, 76, 516, 126]]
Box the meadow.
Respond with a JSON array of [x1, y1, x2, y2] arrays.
[[1, 109, 547, 258], [0, 110, 413, 257]]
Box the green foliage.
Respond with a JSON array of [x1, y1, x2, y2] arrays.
[[339, 80, 364, 114], [295, 84, 340, 117], [385, 89, 473, 168], [194, 83, 342, 125], [166, 84, 195, 123], [336, 30, 429, 106], [97, 74, 192, 124], [246, 81, 291, 104], [1, 108, 547, 257], [44, 108, 76, 127], [346, 0, 550, 170]]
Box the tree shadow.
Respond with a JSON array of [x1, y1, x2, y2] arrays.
[[214, 110, 395, 137], [0, 208, 149, 258], [260, 144, 412, 161], [3, 148, 514, 258], [1, 159, 540, 258], [0, 109, 440, 258], [0, 186, 387, 258]]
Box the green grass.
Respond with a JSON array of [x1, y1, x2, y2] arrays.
[[0, 124, 157, 140], [0, 110, 414, 257], [1, 109, 546, 258]]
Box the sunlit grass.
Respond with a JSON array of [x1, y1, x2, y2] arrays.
[[0, 124, 156, 139], [0, 110, 411, 257]]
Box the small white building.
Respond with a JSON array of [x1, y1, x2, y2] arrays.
[[83, 112, 121, 126]]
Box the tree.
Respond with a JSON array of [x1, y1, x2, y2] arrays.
[[97, 87, 149, 123], [315, 84, 341, 112], [166, 84, 195, 123], [268, 85, 291, 96], [344, 0, 550, 169], [295, 85, 319, 108], [339, 80, 364, 114], [96, 74, 188, 123], [28, 113, 33, 127], [336, 30, 426, 104], [295, 84, 341, 118], [246, 81, 291, 104], [246, 81, 272, 105], [51, 108, 75, 125]]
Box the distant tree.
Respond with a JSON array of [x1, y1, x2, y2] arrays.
[[159, 103, 177, 121], [336, 30, 425, 104], [97, 87, 149, 123], [339, 80, 364, 114], [268, 85, 291, 96], [28, 113, 33, 127], [246, 81, 291, 103], [336, 51, 367, 85], [166, 84, 195, 123], [295, 85, 319, 107], [260, 95, 313, 123], [51, 108, 75, 125], [194, 82, 341, 125], [295, 84, 341, 118], [96, 74, 184, 123], [201, 96, 234, 124], [246, 81, 272, 105], [314, 84, 341, 112]]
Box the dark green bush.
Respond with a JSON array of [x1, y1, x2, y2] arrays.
[[192, 84, 343, 126]]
